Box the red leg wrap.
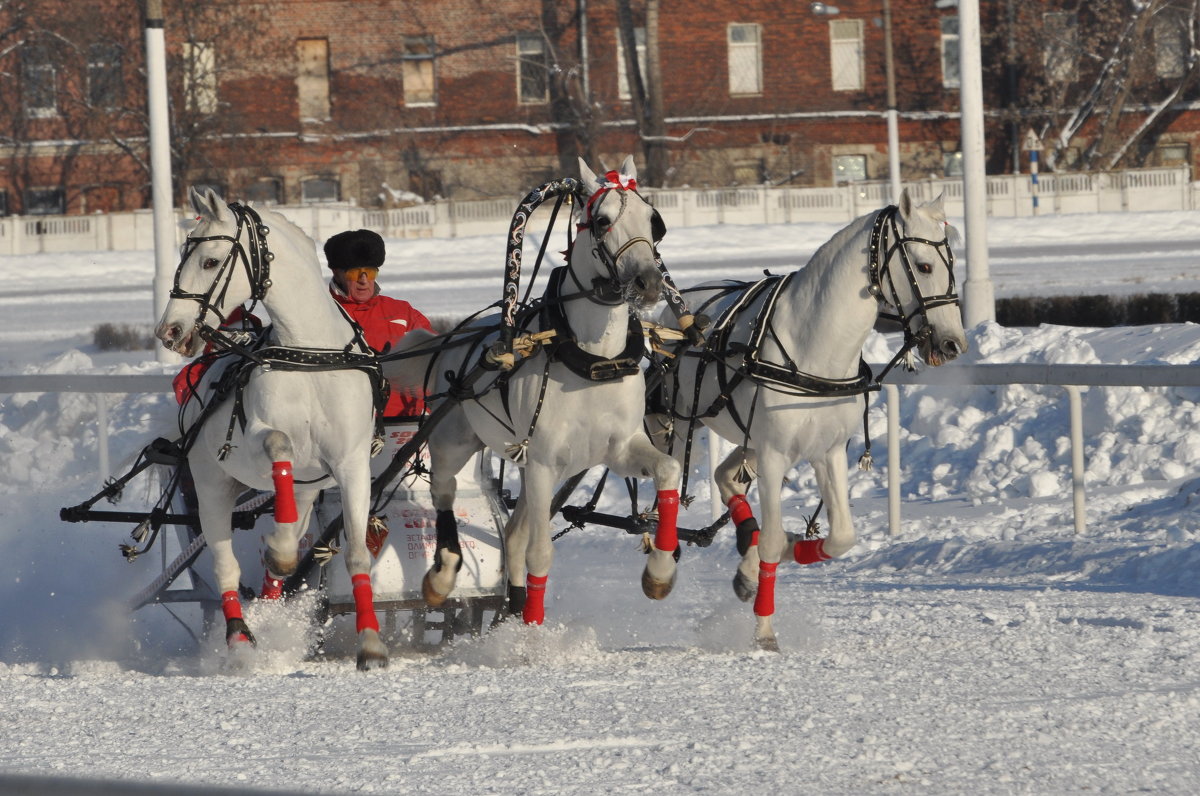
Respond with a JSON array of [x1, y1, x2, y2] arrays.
[[523, 574, 548, 625], [655, 489, 680, 553], [753, 562, 779, 617], [351, 573, 380, 633], [728, 494, 753, 525], [272, 461, 298, 524], [794, 538, 832, 565], [221, 590, 243, 621], [260, 572, 283, 600], [727, 494, 759, 547]]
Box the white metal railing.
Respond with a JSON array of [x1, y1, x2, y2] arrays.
[[5, 363, 1199, 537], [876, 363, 1200, 535], [0, 166, 1193, 256]]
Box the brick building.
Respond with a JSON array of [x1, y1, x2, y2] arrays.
[[1, 0, 1197, 216]]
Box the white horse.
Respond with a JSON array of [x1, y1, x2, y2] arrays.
[[156, 188, 388, 670], [383, 156, 682, 624], [654, 190, 967, 650]]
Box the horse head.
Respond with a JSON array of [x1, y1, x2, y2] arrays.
[[155, 187, 267, 356], [875, 190, 969, 367], [575, 155, 665, 308]]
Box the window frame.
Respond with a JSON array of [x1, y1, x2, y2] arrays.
[[402, 36, 437, 107], [829, 19, 864, 92], [296, 37, 331, 121], [617, 26, 647, 101], [516, 32, 549, 105], [301, 176, 340, 205], [183, 41, 218, 114], [832, 154, 867, 185], [1042, 11, 1079, 84], [940, 16, 960, 90], [87, 43, 123, 110], [22, 44, 58, 119], [727, 22, 763, 97], [24, 186, 67, 216]]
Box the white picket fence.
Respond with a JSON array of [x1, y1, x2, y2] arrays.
[[0, 167, 1194, 256]]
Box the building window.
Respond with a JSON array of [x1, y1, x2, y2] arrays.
[[87, 43, 122, 109], [833, 155, 867, 184], [183, 41, 218, 114], [733, 159, 765, 185], [829, 19, 864, 92], [302, 176, 339, 204], [24, 187, 66, 215], [1154, 12, 1187, 79], [0, 190, 8, 216], [402, 36, 436, 106], [22, 44, 57, 118], [617, 26, 646, 100], [1156, 143, 1189, 166], [1043, 12, 1078, 84], [940, 16, 960, 89], [728, 23, 763, 96], [297, 38, 331, 121], [244, 178, 283, 205], [943, 151, 964, 177], [516, 33, 548, 104]]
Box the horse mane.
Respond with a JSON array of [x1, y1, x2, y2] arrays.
[[789, 209, 877, 301], [251, 204, 323, 277]]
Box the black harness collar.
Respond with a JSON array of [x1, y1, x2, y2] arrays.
[[541, 267, 644, 382]]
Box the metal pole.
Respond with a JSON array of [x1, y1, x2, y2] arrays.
[[884, 384, 901, 536], [145, 0, 180, 363], [957, 0, 995, 326], [1029, 149, 1039, 215], [882, 0, 902, 204], [1065, 386, 1086, 534]]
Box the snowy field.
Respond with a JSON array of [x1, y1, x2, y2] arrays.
[[1, 208, 1200, 794]]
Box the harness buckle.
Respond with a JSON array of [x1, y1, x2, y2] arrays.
[[589, 358, 640, 381]]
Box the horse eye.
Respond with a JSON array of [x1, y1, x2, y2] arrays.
[[594, 216, 611, 229], [202, 257, 220, 270], [916, 261, 933, 275]]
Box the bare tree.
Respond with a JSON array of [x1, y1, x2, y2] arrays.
[[985, 0, 1200, 172]]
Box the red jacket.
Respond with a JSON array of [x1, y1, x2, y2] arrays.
[[330, 283, 433, 418]]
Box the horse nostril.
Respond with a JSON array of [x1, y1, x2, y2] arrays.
[[943, 339, 961, 356]]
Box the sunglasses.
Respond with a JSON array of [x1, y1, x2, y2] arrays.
[[343, 267, 379, 281]]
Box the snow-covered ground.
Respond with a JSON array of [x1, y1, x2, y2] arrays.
[[2, 208, 1200, 794]]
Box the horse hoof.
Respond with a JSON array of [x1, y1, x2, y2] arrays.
[[225, 618, 257, 648], [422, 570, 449, 608], [357, 629, 389, 671], [357, 649, 389, 671], [641, 567, 676, 600], [732, 570, 756, 602], [755, 634, 780, 653]]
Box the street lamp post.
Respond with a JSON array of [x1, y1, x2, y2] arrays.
[[811, 2, 902, 204]]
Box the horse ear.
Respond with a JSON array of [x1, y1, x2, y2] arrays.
[[578, 157, 601, 195], [897, 187, 914, 220], [620, 154, 637, 181], [926, 191, 947, 222], [189, 186, 229, 222]]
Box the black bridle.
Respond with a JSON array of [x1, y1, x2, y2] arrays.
[[570, 178, 666, 305], [868, 204, 959, 348], [171, 203, 274, 331]]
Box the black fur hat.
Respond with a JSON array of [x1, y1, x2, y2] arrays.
[[324, 229, 385, 271]]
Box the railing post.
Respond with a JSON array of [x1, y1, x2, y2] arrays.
[[1065, 385, 1086, 534], [884, 384, 901, 536], [95, 393, 111, 484]]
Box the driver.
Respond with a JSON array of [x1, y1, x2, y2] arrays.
[[324, 229, 433, 418]]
